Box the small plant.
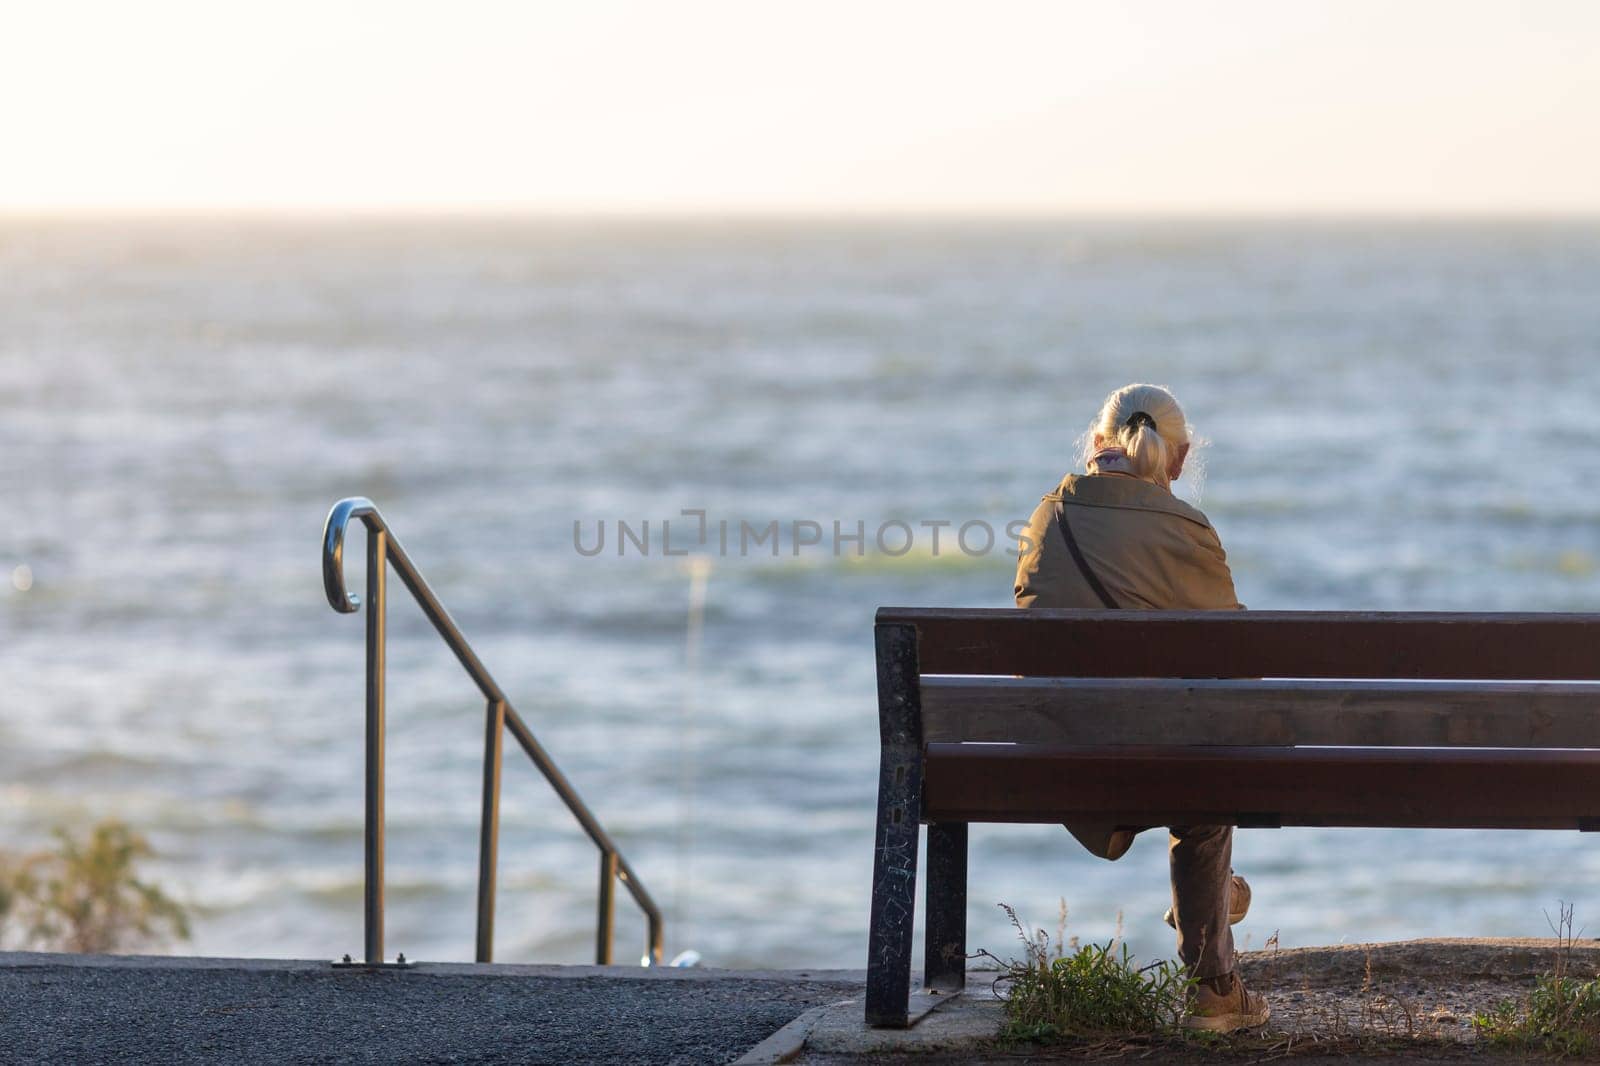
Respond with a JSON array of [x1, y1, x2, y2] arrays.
[[1, 820, 190, 953], [984, 902, 1192, 1043], [1474, 902, 1600, 1057], [1475, 977, 1600, 1057], [0, 861, 20, 944]]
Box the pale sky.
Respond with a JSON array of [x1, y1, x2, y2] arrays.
[[3, 0, 1599, 214]]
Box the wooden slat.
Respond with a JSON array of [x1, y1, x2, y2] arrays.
[[922, 743, 1600, 829], [877, 609, 1600, 680], [921, 677, 1600, 748]]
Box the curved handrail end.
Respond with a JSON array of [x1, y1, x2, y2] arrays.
[[322, 496, 380, 613]]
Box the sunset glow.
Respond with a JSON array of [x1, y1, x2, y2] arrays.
[[3, 1, 1599, 213]]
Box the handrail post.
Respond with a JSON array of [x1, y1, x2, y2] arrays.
[[647, 907, 664, 967], [476, 698, 505, 963], [364, 525, 387, 965], [597, 850, 618, 964]]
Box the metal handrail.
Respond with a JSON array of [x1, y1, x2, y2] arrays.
[[321, 496, 664, 967]]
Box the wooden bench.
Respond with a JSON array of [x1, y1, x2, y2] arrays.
[[865, 607, 1600, 1027]]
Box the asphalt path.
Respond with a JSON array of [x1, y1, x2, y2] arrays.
[[0, 954, 862, 1065]]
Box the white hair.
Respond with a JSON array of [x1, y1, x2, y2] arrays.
[[1077, 383, 1204, 493]]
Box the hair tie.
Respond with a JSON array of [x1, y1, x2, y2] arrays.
[[1124, 411, 1156, 432]]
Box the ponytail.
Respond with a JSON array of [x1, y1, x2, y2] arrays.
[[1079, 383, 1194, 489], [1118, 420, 1171, 483]]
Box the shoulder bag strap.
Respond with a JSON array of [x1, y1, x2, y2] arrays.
[[1055, 502, 1120, 609]]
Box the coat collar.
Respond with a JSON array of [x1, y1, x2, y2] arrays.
[[1045, 473, 1214, 530]]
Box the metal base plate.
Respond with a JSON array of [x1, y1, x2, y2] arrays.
[[332, 955, 416, 969], [907, 986, 962, 1027]]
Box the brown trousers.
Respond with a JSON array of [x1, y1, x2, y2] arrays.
[[1065, 821, 1235, 980]]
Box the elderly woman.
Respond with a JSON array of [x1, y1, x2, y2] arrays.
[[1012, 383, 1268, 1033]]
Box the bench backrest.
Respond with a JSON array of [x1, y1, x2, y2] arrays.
[[881, 607, 1600, 750], [874, 608, 1600, 831]]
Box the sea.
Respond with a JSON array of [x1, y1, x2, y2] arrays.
[[3, 215, 1600, 971]]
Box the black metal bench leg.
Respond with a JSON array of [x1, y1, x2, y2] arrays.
[[866, 622, 924, 1028], [924, 821, 968, 992]]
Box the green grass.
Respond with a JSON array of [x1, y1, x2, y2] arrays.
[[1473, 903, 1600, 1057], [985, 903, 1193, 1043], [1474, 974, 1600, 1057]]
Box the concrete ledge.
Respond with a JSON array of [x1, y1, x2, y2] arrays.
[[1239, 937, 1600, 987], [733, 1000, 857, 1064], [785, 938, 1598, 1061], [805, 993, 999, 1057]]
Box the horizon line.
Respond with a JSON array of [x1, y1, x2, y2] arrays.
[[4, 204, 1600, 223]]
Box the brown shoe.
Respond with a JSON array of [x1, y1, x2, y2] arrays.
[[1064, 822, 1138, 861], [1165, 873, 1250, 929], [1182, 971, 1270, 1032]]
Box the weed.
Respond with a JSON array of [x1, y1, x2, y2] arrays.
[[1474, 902, 1600, 1057], [0, 820, 189, 953], [982, 902, 1192, 1043]]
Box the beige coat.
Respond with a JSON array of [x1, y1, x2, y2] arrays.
[[1015, 472, 1242, 864], [1013, 473, 1242, 611]]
